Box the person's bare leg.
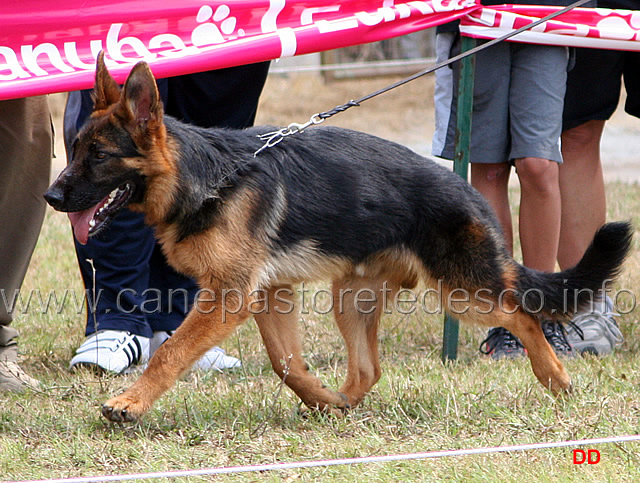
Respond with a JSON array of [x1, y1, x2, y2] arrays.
[[514, 157, 561, 272], [558, 120, 607, 270], [471, 162, 514, 255]]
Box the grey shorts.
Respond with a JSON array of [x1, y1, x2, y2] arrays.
[[433, 34, 569, 164]]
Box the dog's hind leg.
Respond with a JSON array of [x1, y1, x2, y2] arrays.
[[495, 310, 571, 395], [331, 278, 388, 408], [101, 290, 251, 422], [254, 285, 350, 415]]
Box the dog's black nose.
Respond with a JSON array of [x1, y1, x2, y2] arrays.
[[44, 186, 64, 209]]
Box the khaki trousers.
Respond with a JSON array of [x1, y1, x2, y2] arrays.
[[0, 97, 53, 360]]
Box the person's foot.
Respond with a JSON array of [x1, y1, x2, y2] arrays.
[[194, 346, 242, 371], [479, 327, 526, 359], [70, 330, 150, 374], [566, 296, 623, 356], [541, 320, 574, 358], [480, 322, 574, 360], [151, 331, 241, 371], [0, 360, 40, 392]]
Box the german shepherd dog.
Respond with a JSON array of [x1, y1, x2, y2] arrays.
[[45, 54, 632, 423]]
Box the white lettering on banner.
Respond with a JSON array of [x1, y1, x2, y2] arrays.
[[64, 42, 98, 69], [315, 18, 359, 34], [478, 9, 634, 39], [396, 3, 413, 19], [477, 8, 498, 28], [149, 34, 197, 58], [355, 10, 389, 26], [314, 1, 470, 34], [0, 0, 476, 84], [543, 24, 590, 37], [630, 10, 640, 29], [441, 0, 478, 10], [382, 7, 397, 21], [597, 16, 638, 40], [91, 40, 118, 67], [301, 6, 341, 26], [106, 23, 156, 62], [262, 0, 286, 33], [462, 5, 640, 51], [0, 47, 30, 81], [21, 43, 75, 76], [405, 2, 434, 15]]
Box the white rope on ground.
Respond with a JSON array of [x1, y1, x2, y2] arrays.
[[8, 434, 640, 483]]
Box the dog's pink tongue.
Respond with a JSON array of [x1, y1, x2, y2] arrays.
[[68, 206, 99, 245]]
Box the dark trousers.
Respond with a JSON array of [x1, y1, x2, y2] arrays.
[[63, 63, 270, 337]]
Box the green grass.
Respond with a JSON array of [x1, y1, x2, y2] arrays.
[[1, 183, 640, 481]]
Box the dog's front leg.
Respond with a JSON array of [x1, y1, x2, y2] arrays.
[[101, 291, 250, 422], [254, 286, 351, 415], [499, 311, 571, 395]]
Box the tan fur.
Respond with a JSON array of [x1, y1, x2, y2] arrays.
[[155, 187, 268, 287]]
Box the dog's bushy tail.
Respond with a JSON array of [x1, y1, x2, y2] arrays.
[[514, 221, 633, 318]]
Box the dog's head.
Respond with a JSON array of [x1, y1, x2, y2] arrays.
[[45, 52, 169, 244]]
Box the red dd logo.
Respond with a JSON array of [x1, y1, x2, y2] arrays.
[[573, 449, 601, 464]]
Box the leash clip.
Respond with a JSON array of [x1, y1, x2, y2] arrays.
[[286, 112, 324, 135], [255, 113, 324, 156]]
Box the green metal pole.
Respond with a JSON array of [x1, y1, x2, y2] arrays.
[[442, 36, 476, 363]]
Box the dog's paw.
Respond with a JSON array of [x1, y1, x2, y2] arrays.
[[299, 392, 352, 418], [101, 393, 149, 423], [553, 379, 573, 397]]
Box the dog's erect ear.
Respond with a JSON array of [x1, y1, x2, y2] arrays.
[[93, 51, 121, 110], [120, 61, 163, 125]]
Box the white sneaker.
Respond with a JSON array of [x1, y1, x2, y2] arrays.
[[566, 296, 624, 356], [194, 346, 242, 372], [70, 330, 150, 374], [151, 331, 241, 372]]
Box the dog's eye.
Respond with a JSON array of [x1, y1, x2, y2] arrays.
[[95, 151, 109, 160]]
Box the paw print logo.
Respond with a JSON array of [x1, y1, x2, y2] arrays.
[[192, 5, 245, 47]]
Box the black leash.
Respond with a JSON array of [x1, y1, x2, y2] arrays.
[[255, 0, 591, 156]]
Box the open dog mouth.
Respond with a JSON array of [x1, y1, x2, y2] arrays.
[[68, 184, 134, 244]]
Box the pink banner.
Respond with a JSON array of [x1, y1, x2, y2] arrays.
[[0, 0, 478, 100], [461, 5, 640, 50], [2, 2, 639, 101]]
